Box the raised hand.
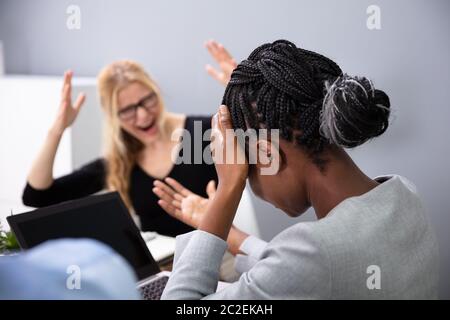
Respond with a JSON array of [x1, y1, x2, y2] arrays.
[[153, 177, 216, 228], [205, 40, 237, 86], [52, 70, 86, 135]]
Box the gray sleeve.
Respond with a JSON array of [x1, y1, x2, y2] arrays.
[[161, 230, 228, 300], [235, 236, 268, 274], [162, 225, 331, 300]]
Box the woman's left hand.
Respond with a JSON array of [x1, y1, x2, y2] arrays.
[[153, 178, 216, 229], [205, 40, 237, 86], [154, 176, 250, 253]]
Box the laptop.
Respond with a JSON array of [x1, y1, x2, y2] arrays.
[[7, 192, 171, 300]]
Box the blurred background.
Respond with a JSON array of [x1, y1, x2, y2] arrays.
[[0, 0, 449, 298]]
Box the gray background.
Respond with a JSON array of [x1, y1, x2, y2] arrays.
[[1, 0, 449, 298]]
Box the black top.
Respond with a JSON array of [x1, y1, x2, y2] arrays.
[[22, 116, 217, 237]]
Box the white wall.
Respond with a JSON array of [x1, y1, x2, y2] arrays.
[[0, 76, 98, 230]]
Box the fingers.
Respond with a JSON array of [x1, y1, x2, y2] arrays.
[[205, 40, 232, 63], [205, 64, 222, 82], [222, 58, 237, 73], [210, 113, 222, 160], [61, 70, 75, 107], [173, 193, 184, 201], [205, 40, 236, 86], [218, 105, 233, 130], [211, 112, 219, 131], [152, 186, 175, 205], [157, 200, 182, 218], [164, 177, 192, 197], [206, 180, 216, 198], [153, 180, 179, 206], [153, 179, 190, 210], [212, 105, 232, 132], [66, 70, 73, 101], [217, 43, 237, 68], [216, 42, 230, 59], [61, 82, 70, 106], [205, 40, 220, 63], [172, 199, 181, 208], [153, 185, 182, 211], [212, 105, 243, 165], [73, 92, 86, 112], [61, 70, 70, 94], [153, 180, 175, 195]]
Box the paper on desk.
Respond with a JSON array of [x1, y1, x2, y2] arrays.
[[141, 232, 176, 262]]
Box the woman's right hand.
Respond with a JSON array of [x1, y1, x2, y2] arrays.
[[51, 70, 86, 135], [211, 105, 248, 191]]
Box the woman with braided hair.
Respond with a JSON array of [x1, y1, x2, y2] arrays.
[[155, 40, 438, 299]]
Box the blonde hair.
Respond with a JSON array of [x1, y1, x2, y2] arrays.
[[97, 60, 164, 210]]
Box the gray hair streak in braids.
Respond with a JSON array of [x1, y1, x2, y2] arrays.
[[320, 74, 391, 148]]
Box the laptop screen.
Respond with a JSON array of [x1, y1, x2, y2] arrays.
[[7, 192, 160, 281]]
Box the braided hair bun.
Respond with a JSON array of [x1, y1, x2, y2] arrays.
[[320, 74, 390, 148], [223, 40, 391, 156]]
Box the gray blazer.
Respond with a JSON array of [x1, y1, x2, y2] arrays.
[[161, 175, 439, 299]]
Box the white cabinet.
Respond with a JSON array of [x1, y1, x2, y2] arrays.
[[0, 76, 101, 229]]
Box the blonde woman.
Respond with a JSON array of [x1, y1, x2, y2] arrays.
[[22, 41, 236, 236]]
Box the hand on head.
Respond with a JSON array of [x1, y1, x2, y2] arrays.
[[211, 105, 248, 191]]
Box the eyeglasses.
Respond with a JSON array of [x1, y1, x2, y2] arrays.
[[117, 92, 159, 121]]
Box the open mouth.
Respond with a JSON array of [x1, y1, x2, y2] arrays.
[[137, 119, 157, 134]]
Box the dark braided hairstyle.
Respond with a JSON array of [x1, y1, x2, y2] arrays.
[[222, 40, 391, 165]]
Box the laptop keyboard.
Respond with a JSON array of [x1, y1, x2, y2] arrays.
[[140, 276, 169, 300]]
